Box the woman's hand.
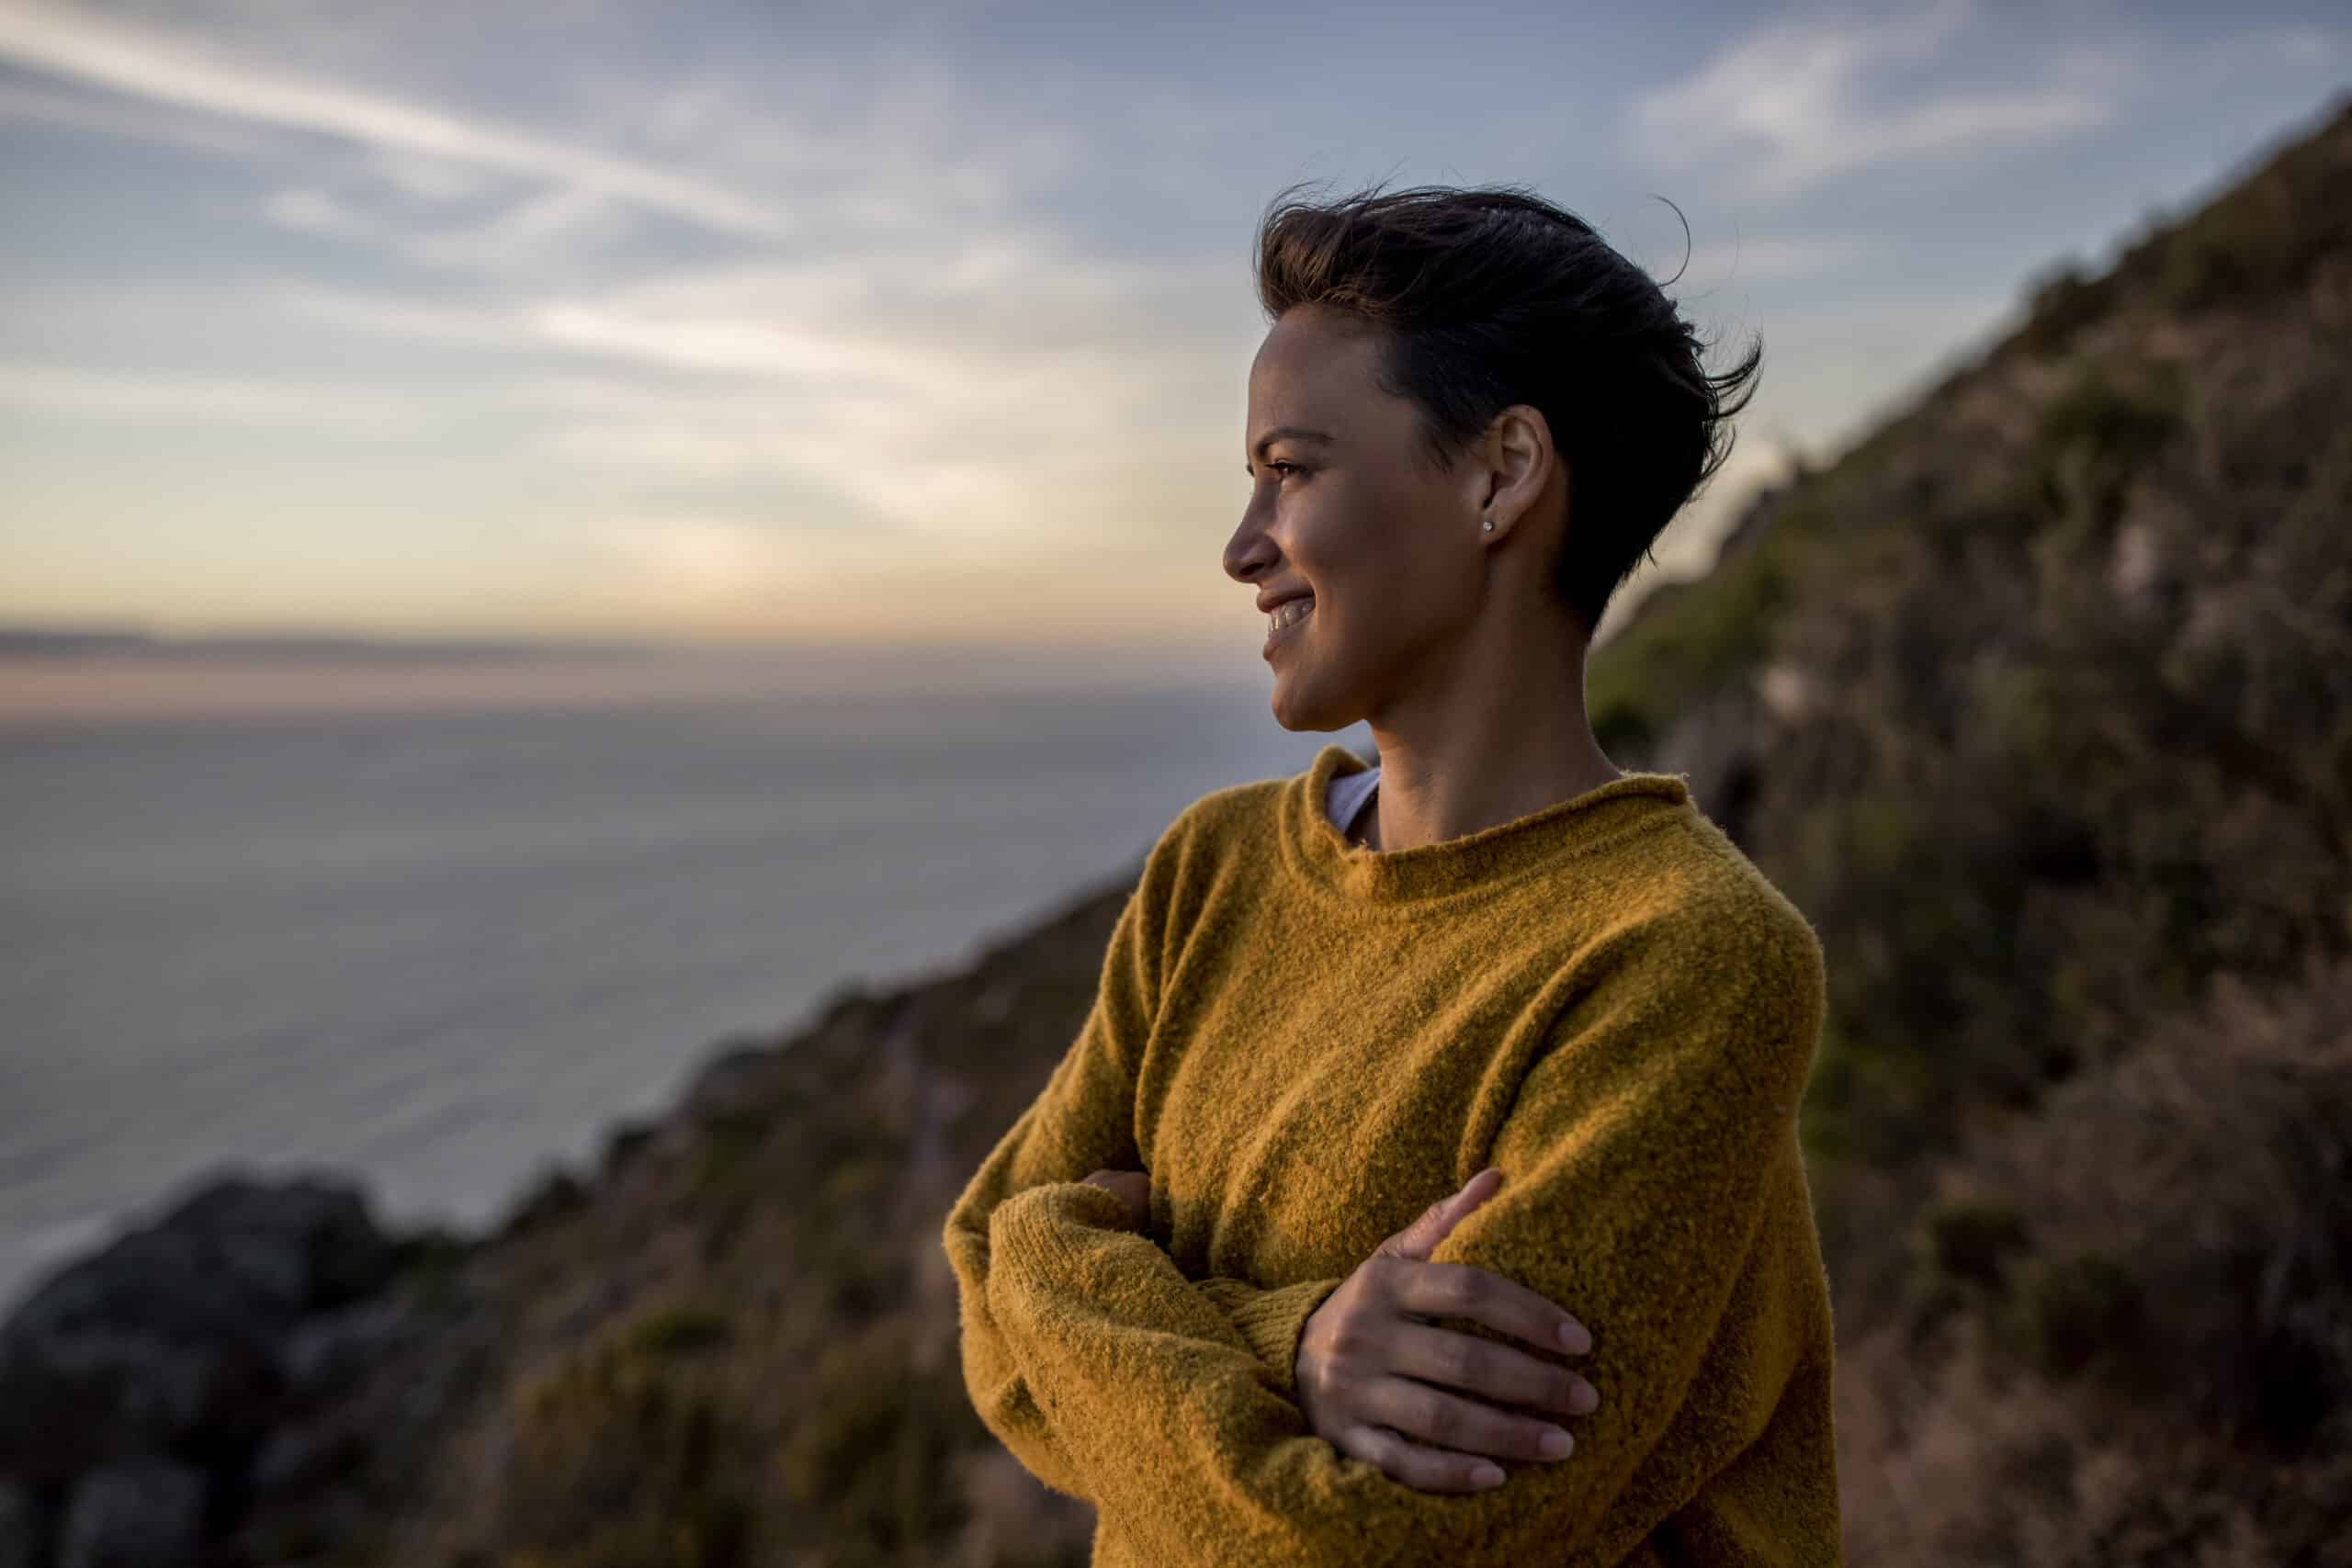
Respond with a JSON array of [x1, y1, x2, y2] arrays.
[[1080, 1168, 1151, 1233], [1295, 1168, 1602, 1495]]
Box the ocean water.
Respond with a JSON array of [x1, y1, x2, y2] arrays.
[[0, 674, 1364, 1316]]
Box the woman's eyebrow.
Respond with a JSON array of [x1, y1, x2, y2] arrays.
[[1248, 426, 1337, 465]]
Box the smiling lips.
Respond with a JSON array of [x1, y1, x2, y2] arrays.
[[1263, 595, 1315, 657]]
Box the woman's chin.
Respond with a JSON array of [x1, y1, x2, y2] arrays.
[[1267, 668, 1355, 734]]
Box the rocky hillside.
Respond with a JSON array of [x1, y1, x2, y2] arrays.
[[1590, 89, 2352, 1561], [4, 89, 2347, 1568]]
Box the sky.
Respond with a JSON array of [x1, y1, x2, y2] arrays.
[[1, 0, 2346, 662]]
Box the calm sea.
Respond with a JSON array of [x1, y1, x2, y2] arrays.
[[0, 671, 1364, 1316]]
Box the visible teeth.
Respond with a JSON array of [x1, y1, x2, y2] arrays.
[[1269, 598, 1315, 631]]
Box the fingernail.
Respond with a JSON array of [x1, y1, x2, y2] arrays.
[[1558, 1321, 1590, 1353], [1470, 1462, 1504, 1487]]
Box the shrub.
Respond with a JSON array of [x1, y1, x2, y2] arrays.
[[1997, 1249, 2143, 1381], [777, 1319, 978, 1555], [623, 1303, 733, 1359]]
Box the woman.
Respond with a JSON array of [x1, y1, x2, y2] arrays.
[[942, 179, 1840, 1566]]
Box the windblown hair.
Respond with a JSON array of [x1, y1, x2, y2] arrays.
[[1251, 178, 1761, 639]]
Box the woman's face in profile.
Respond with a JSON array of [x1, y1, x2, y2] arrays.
[[1227, 305, 1487, 733]]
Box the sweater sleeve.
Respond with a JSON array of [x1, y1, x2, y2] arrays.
[[940, 814, 1350, 1501], [978, 908, 1828, 1566]]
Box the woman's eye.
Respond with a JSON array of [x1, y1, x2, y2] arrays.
[[1268, 462, 1299, 478]]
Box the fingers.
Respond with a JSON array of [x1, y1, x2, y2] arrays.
[[1315, 1168, 1603, 1497], [1329, 1383, 1573, 1498], [1329, 1422, 1509, 1494], [1449, 1166, 1502, 1218], [1358, 1371, 1577, 1470], [1391, 1258, 1594, 1358], [1382, 1167, 1502, 1262], [1078, 1169, 1150, 1230], [1387, 1319, 1600, 1424]]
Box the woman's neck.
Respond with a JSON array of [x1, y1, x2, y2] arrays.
[[1355, 740, 1623, 855]]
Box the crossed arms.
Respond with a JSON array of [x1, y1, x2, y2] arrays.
[[939, 873, 1824, 1566]]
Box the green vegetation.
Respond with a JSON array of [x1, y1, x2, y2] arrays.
[[776, 1319, 984, 1564], [1589, 503, 1819, 754], [501, 1333, 752, 1568], [1916, 1199, 2033, 1294], [622, 1303, 733, 1359], [1996, 1251, 2143, 1381]]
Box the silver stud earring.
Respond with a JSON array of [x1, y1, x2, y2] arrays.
[[1482, 517, 1495, 532]]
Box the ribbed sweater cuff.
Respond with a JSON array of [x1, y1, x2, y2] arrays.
[[989, 1180, 1132, 1279], [990, 1184, 1345, 1406], [1197, 1276, 1347, 1404], [989, 1185, 1344, 1404]]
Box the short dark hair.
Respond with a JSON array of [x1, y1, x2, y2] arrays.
[[1251, 178, 1761, 639]]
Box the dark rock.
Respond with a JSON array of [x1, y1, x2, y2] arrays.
[[679, 1037, 779, 1120], [599, 1118, 658, 1179], [225, 1485, 372, 1566], [0, 1482, 41, 1568], [0, 1286, 271, 1482], [149, 1174, 394, 1313], [494, 1165, 586, 1237], [273, 1296, 415, 1405], [56, 1460, 203, 1568], [0, 1171, 392, 1482], [248, 1418, 366, 1499]]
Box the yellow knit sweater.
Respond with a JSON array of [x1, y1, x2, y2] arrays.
[[942, 742, 1841, 1565]]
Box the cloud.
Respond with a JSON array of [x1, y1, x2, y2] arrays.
[[401, 186, 626, 273], [0, 75, 271, 155], [258, 185, 372, 240], [1632, 0, 2117, 200], [266, 232, 1251, 550], [2, 5, 1087, 293], [0, 359, 424, 433], [363, 146, 505, 203], [0, 0, 788, 238], [258, 181, 628, 275]]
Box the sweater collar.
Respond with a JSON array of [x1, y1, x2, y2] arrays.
[[1279, 743, 1696, 908]]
